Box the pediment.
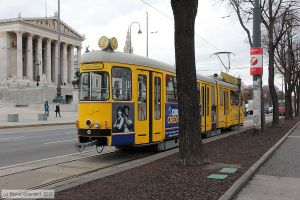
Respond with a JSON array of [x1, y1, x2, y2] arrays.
[[23, 18, 83, 40]]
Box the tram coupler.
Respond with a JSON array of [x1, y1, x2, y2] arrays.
[[76, 141, 98, 152]]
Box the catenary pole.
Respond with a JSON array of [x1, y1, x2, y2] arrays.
[[252, 0, 262, 134]]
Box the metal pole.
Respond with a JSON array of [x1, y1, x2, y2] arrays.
[[129, 22, 142, 55], [146, 12, 148, 57], [238, 78, 241, 135], [252, 0, 262, 135], [129, 27, 132, 54], [53, 0, 63, 103], [282, 75, 284, 125]]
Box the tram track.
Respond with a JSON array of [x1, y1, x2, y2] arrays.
[[0, 117, 271, 194], [0, 147, 154, 192], [0, 148, 114, 178]]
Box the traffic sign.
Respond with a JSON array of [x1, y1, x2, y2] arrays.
[[250, 47, 263, 75]]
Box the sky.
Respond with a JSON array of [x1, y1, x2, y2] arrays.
[[0, 0, 276, 87]]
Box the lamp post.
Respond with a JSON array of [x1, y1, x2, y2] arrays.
[[53, 0, 63, 103], [129, 22, 142, 54], [146, 12, 158, 57]]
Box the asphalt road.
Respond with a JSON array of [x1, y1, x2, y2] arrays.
[[0, 125, 91, 168], [0, 116, 271, 168]]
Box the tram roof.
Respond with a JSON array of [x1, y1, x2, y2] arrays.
[[81, 50, 238, 89]]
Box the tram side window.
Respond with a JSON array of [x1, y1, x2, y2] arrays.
[[201, 86, 205, 117], [230, 91, 239, 105], [212, 86, 215, 106], [112, 67, 132, 101], [224, 91, 229, 114], [197, 83, 200, 105], [138, 75, 147, 120], [166, 75, 177, 102], [206, 87, 209, 116], [80, 72, 90, 100], [154, 77, 161, 120], [219, 88, 224, 105]]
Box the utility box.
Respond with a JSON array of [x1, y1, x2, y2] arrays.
[[38, 113, 48, 121], [8, 114, 19, 122]]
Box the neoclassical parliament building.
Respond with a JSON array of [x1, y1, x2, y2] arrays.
[[0, 16, 84, 84]]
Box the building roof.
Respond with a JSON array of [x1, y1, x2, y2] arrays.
[[0, 17, 84, 41]]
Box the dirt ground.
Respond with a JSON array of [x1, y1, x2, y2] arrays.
[[54, 118, 299, 200]]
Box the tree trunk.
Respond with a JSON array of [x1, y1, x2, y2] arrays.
[[269, 48, 279, 125], [171, 0, 208, 165], [285, 92, 292, 120], [268, 18, 279, 126], [261, 89, 266, 132], [296, 82, 300, 116]]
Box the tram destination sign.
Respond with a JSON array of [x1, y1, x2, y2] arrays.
[[81, 63, 104, 71], [221, 72, 238, 85]]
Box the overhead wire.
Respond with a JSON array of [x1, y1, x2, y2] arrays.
[[138, 0, 247, 70]]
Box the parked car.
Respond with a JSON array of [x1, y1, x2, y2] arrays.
[[269, 106, 273, 113], [264, 106, 270, 114], [245, 103, 248, 116], [247, 100, 253, 115]]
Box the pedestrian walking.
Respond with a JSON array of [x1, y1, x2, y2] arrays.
[[55, 103, 61, 117], [44, 101, 49, 116]]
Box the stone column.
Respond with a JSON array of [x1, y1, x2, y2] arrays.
[[53, 41, 58, 83], [69, 46, 74, 83], [16, 31, 23, 78], [77, 47, 81, 67], [37, 36, 43, 78], [46, 39, 52, 83], [0, 32, 8, 80], [62, 43, 68, 84], [26, 34, 33, 80]]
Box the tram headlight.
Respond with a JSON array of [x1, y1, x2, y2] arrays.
[[86, 119, 92, 127], [95, 122, 100, 128]]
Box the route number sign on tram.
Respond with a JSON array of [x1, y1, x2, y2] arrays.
[[250, 47, 263, 75]]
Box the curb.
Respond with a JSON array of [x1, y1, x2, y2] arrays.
[[219, 120, 300, 200], [0, 122, 74, 129]]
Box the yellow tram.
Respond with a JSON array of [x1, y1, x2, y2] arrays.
[[77, 37, 244, 150]]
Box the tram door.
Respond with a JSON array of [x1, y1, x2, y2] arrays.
[[135, 70, 150, 144], [152, 72, 163, 142], [211, 86, 217, 131], [201, 83, 211, 132], [224, 89, 230, 127]]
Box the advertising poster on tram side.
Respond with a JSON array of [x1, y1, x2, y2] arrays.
[[165, 103, 179, 139], [112, 103, 134, 134]]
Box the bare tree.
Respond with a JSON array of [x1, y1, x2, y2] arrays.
[[223, 0, 299, 126], [275, 12, 300, 119], [171, 0, 208, 165]]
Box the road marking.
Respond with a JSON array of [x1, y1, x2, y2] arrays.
[[0, 127, 75, 135], [44, 139, 77, 145], [0, 136, 25, 141], [0, 149, 97, 170], [288, 135, 300, 138]]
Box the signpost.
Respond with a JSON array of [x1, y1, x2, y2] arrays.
[[250, 48, 263, 75], [252, 0, 262, 135]]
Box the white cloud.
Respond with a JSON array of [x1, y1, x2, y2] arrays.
[[0, 0, 272, 86]]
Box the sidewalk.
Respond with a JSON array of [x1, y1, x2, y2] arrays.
[[234, 123, 300, 200], [0, 104, 77, 128]]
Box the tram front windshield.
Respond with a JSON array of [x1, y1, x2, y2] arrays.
[[79, 72, 109, 101]]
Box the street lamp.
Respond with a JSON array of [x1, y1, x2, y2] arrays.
[[146, 12, 158, 57], [129, 22, 142, 54], [53, 0, 63, 103]]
